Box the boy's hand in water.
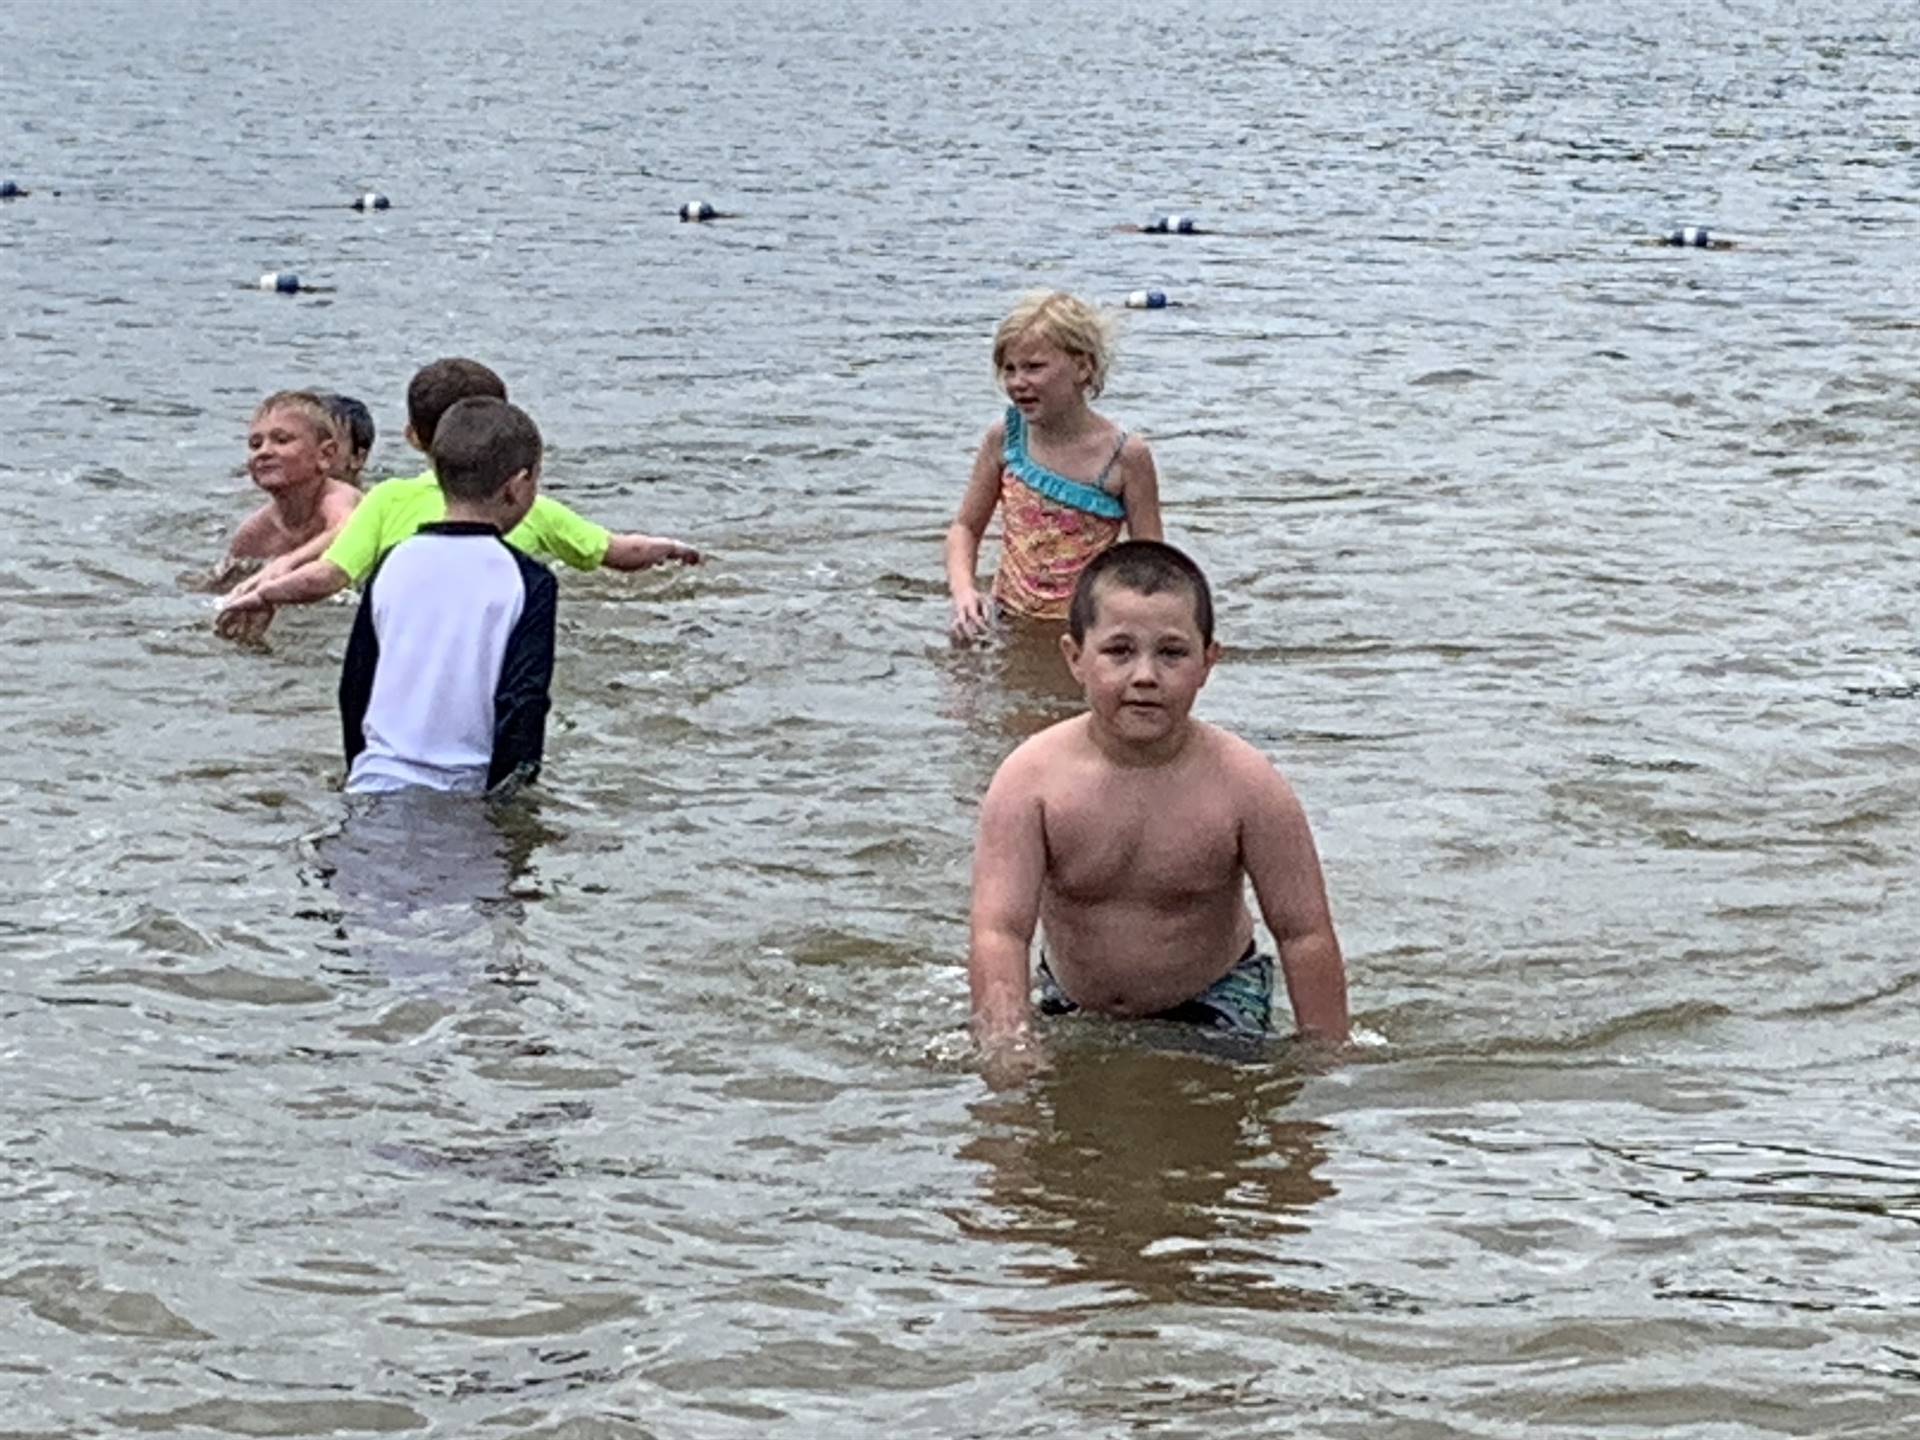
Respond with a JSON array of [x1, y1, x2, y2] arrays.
[[213, 573, 278, 639], [977, 1029, 1046, 1089], [214, 598, 275, 644], [604, 534, 703, 571], [950, 588, 993, 645]]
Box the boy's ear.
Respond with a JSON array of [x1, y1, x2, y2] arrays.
[[404, 423, 423, 451], [1059, 631, 1084, 679]]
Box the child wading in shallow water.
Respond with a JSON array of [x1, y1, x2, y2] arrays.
[[944, 291, 1162, 644], [966, 542, 1350, 1055]]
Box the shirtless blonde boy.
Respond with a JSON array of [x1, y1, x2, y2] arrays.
[[217, 391, 361, 583], [967, 541, 1350, 1049]]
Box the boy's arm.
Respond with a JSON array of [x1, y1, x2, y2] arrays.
[[945, 425, 1005, 640], [265, 517, 346, 577], [1239, 753, 1350, 1044], [519, 497, 611, 572], [603, 533, 702, 571], [216, 557, 351, 618], [1119, 438, 1163, 542], [488, 566, 557, 793], [967, 753, 1047, 1047]]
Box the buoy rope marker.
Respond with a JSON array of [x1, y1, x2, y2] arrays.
[[351, 192, 390, 212], [1650, 225, 1736, 250]]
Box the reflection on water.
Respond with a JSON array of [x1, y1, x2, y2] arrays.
[[938, 618, 1085, 779], [307, 790, 551, 988], [961, 1039, 1334, 1316]]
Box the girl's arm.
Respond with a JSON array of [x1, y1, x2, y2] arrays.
[[944, 423, 1005, 642], [1120, 437, 1163, 541]]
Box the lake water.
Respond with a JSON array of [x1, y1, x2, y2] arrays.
[[4, 0, 1920, 1435]]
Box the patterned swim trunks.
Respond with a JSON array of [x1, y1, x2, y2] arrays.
[[1036, 942, 1274, 1035]]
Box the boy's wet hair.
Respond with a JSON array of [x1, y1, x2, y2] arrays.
[[1069, 540, 1215, 647], [407, 358, 507, 447], [252, 390, 341, 447], [430, 397, 542, 502], [318, 393, 375, 455], [993, 290, 1116, 399]]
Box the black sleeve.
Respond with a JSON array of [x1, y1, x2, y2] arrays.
[[337, 567, 384, 771], [488, 558, 556, 791]]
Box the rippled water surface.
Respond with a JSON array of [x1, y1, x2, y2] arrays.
[[5, 0, 1920, 1434]]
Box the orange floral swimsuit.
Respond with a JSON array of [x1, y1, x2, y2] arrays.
[[990, 407, 1131, 621]]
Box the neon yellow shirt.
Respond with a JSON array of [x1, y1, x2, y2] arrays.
[[324, 472, 612, 582]]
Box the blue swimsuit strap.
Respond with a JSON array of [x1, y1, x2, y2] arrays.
[[1002, 408, 1128, 521]]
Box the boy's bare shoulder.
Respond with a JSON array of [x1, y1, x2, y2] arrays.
[[321, 481, 363, 520], [1193, 722, 1294, 792]]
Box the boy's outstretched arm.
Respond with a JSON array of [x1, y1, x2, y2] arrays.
[[967, 758, 1047, 1048], [214, 558, 352, 637], [602, 533, 702, 571], [1240, 755, 1350, 1044]]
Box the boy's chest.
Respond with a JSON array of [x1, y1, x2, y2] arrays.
[[1041, 783, 1243, 900]]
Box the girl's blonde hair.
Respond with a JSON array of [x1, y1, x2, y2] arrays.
[[993, 290, 1116, 399], [252, 390, 342, 447]]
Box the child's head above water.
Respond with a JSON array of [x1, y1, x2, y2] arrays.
[[993, 290, 1116, 400], [406, 358, 508, 450], [252, 389, 340, 446], [1068, 539, 1215, 648], [430, 396, 542, 529], [247, 390, 341, 493], [317, 393, 375, 484]]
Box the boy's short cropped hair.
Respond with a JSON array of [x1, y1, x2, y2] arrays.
[[1068, 540, 1216, 647], [318, 393, 375, 455], [407, 358, 507, 447], [253, 389, 341, 446], [430, 397, 542, 502], [993, 290, 1117, 399]]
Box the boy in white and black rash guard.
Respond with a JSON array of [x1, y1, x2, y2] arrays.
[[338, 398, 557, 796]]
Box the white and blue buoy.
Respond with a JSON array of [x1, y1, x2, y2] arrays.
[[1125, 289, 1170, 310], [1146, 214, 1198, 234], [0, 180, 25, 200], [351, 192, 390, 212], [1668, 225, 1711, 248], [258, 271, 303, 294], [679, 199, 718, 222]]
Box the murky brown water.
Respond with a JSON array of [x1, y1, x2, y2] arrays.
[[5, 0, 1920, 1434]]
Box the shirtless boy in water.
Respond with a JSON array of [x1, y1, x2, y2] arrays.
[[215, 391, 361, 585], [967, 541, 1349, 1050]]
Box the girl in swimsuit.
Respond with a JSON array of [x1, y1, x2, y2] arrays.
[[944, 291, 1163, 643]]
